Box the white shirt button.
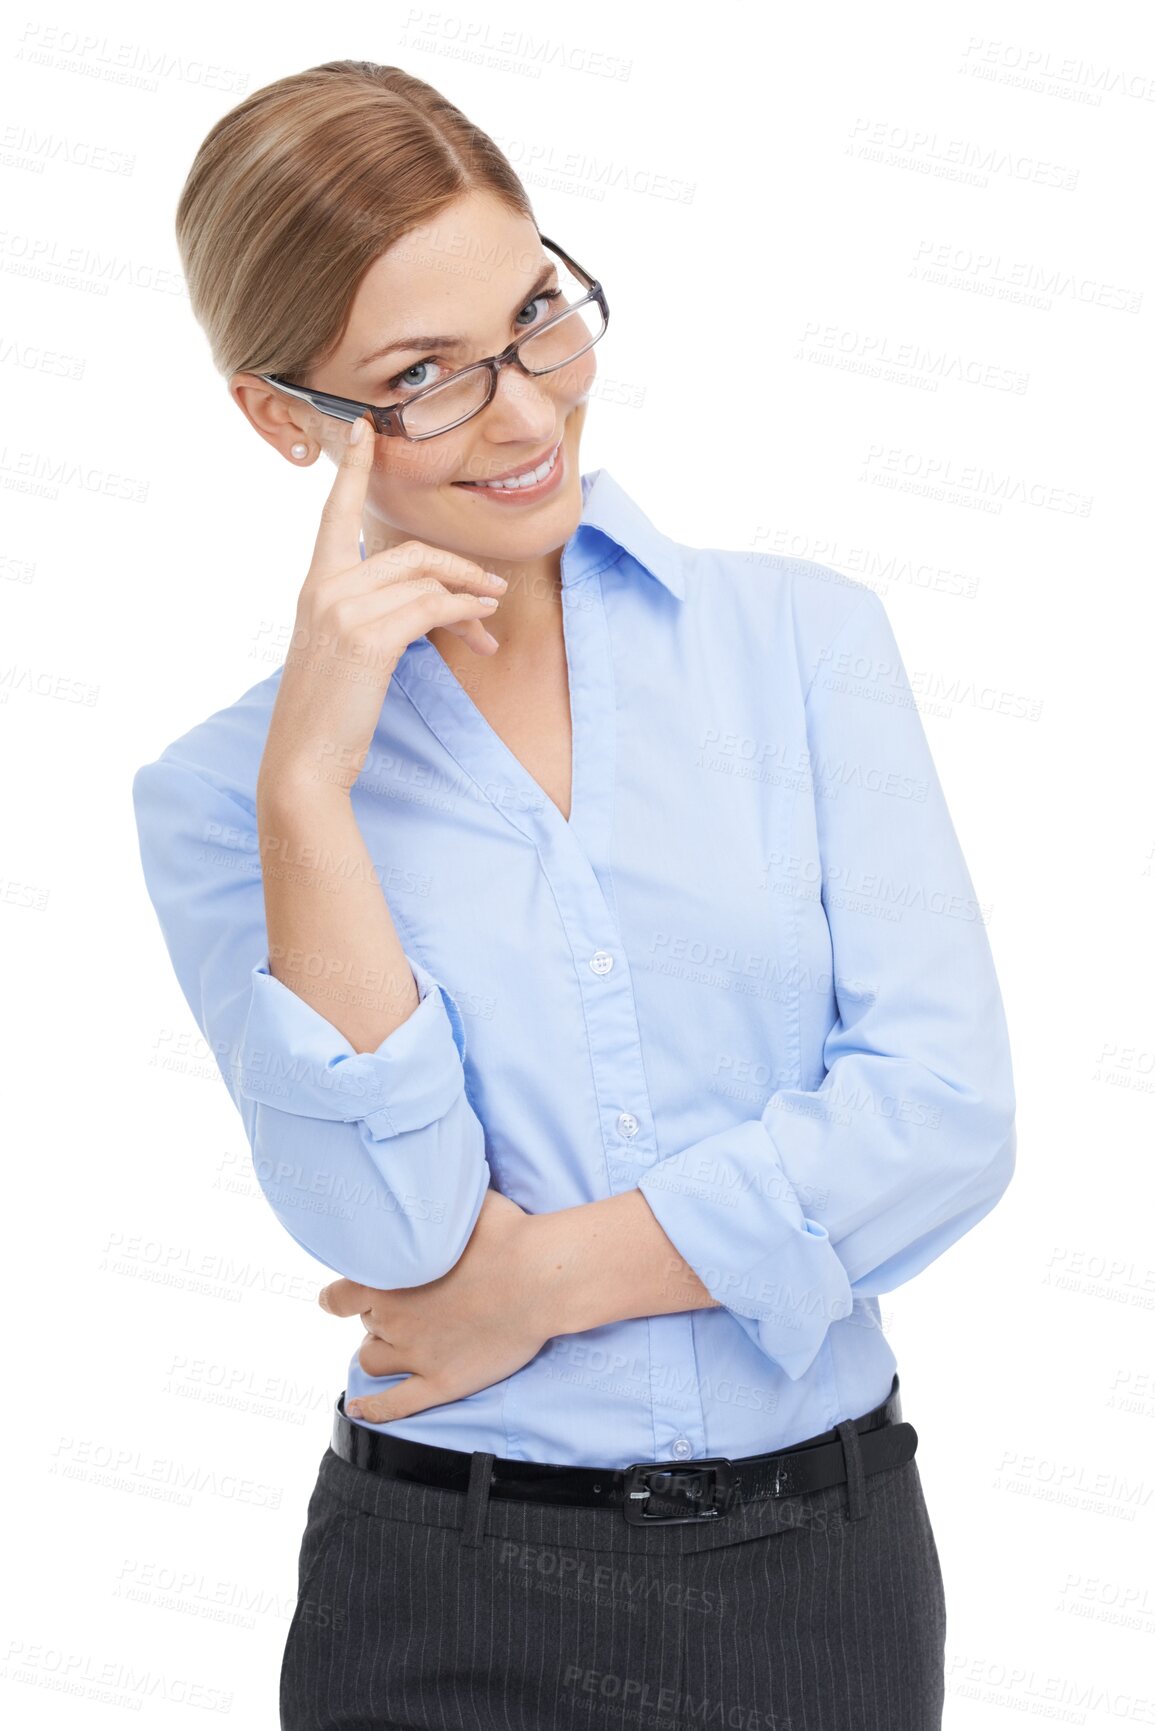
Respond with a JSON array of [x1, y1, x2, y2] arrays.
[[616, 1111, 639, 1139], [589, 950, 615, 975], [671, 1437, 693, 1460]]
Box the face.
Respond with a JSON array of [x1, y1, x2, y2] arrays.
[[240, 189, 598, 573]]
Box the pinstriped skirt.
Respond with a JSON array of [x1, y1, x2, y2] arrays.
[[280, 1431, 946, 1731]]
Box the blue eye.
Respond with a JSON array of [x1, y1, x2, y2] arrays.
[[515, 288, 563, 328], [388, 359, 440, 393], [382, 289, 565, 397]]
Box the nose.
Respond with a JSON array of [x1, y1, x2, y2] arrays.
[[480, 361, 561, 441]]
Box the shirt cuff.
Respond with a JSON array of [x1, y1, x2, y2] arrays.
[[636, 1117, 855, 1381], [235, 951, 469, 1139]]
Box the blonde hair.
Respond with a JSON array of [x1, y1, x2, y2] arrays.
[[174, 59, 536, 384]]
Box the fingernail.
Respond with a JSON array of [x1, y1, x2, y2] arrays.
[[478, 595, 500, 607], [348, 416, 365, 446], [485, 571, 508, 588]]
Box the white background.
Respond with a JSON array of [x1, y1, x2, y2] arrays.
[[3, 0, 1153, 1724]]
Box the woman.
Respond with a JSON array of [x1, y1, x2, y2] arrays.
[[133, 58, 1016, 1731]]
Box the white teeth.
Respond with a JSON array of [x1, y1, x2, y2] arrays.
[[466, 444, 559, 490]]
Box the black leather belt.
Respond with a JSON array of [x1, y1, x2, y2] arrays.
[[330, 1372, 917, 1526]]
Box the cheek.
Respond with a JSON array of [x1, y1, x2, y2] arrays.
[[377, 436, 467, 489], [560, 350, 597, 405]]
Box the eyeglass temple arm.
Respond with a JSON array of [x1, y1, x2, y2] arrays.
[[259, 375, 363, 422], [539, 234, 599, 293]]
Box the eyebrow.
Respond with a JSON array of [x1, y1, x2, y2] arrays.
[[353, 262, 559, 372]]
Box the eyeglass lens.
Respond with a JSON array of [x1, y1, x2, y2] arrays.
[[400, 252, 605, 437]]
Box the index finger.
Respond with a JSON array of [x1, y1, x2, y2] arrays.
[[318, 1274, 376, 1318], [308, 412, 373, 581]]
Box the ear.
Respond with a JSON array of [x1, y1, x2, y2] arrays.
[[229, 371, 315, 461]]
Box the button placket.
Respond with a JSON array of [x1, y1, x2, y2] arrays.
[[646, 1313, 709, 1462], [390, 541, 698, 1457]]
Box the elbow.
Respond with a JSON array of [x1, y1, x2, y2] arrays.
[[370, 1121, 492, 1289], [977, 1056, 1017, 1205], [980, 1113, 1017, 1212], [405, 1208, 489, 1288], [353, 1092, 493, 1286], [246, 1094, 492, 1290], [342, 1180, 491, 1291], [253, 1148, 491, 1291], [942, 1083, 1017, 1230], [941, 1038, 1016, 1205]]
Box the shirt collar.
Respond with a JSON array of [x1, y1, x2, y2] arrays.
[[571, 468, 686, 599]]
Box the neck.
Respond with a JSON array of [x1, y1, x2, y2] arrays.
[[473, 544, 564, 654]]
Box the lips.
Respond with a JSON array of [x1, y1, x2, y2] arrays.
[[454, 440, 562, 488]]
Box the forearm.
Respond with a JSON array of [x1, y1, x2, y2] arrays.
[[256, 780, 419, 1055], [526, 1189, 723, 1336]]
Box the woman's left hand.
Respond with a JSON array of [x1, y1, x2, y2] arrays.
[[317, 1188, 557, 1423]]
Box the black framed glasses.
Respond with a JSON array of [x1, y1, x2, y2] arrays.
[[256, 236, 608, 441]]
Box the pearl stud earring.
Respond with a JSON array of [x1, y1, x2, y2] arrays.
[[290, 442, 309, 460]]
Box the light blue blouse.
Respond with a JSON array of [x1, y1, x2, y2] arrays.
[[132, 466, 1016, 1467]]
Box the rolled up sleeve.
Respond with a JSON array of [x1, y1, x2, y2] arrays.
[[131, 756, 491, 1289], [637, 585, 1017, 1380], [240, 951, 469, 1138]]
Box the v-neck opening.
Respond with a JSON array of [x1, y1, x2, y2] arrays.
[[425, 628, 577, 831], [388, 554, 618, 900], [395, 589, 586, 847]]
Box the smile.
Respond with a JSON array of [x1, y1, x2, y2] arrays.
[[456, 441, 562, 491]]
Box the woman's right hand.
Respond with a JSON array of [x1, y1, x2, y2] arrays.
[[259, 414, 509, 799]]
